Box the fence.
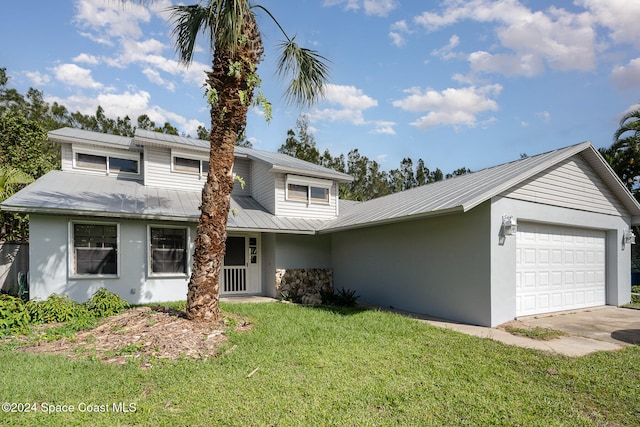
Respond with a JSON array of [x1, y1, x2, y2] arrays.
[[0, 242, 29, 297]]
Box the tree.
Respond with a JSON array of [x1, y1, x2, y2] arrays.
[[600, 108, 640, 200], [160, 1, 330, 321], [445, 167, 472, 179], [278, 114, 320, 164]]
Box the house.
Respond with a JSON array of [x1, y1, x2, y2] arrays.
[[2, 127, 639, 327]]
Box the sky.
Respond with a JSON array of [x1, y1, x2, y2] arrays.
[[2, 0, 640, 174]]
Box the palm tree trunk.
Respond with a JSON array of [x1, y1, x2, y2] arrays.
[[185, 14, 262, 322]]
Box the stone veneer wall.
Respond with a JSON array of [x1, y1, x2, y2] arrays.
[[275, 268, 333, 305]]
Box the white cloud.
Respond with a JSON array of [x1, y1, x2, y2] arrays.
[[577, 0, 640, 47], [142, 68, 176, 92], [611, 57, 640, 90], [46, 89, 205, 136], [74, 0, 151, 42], [389, 20, 411, 47], [413, 0, 597, 76], [389, 32, 405, 47], [431, 35, 461, 60], [537, 111, 551, 122], [73, 53, 100, 65], [24, 71, 51, 86], [363, 0, 397, 17], [392, 84, 502, 130], [371, 121, 396, 135], [324, 0, 397, 16], [311, 84, 380, 130], [53, 63, 103, 89], [323, 0, 359, 12]]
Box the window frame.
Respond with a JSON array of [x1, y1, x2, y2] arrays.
[[68, 221, 120, 279], [285, 174, 332, 205], [147, 225, 190, 278], [171, 150, 209, 179], [72, 148, 140, 176]]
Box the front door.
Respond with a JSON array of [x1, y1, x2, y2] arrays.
[[220, 234, 260, 294]]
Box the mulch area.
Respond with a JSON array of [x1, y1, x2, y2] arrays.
[[12, 306, 251, 368]]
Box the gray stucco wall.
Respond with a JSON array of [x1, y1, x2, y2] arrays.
[[275, 233, 332, 269], [29, 214, 195, 304], [490, 196, 632, 326], [330, 202, 493, 326]]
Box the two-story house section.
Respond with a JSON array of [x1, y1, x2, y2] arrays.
[[3, 127, 352, 304]]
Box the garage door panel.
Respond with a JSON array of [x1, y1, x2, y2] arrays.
[[516, 222, 606, 317]]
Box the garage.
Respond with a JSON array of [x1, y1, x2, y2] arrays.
[[516, 222, 606, 317]]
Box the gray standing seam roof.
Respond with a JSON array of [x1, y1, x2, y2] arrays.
[[0, 171, 324, 233], [5, 130, 639, 233], [319, 142, 640, 232]]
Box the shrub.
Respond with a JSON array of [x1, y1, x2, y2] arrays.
[[321, 287, 359, 307], [26, 294, 89, 324], [85, 288, 129, 317], [0, 294, 31, 335], [632, 285, 640, 303]]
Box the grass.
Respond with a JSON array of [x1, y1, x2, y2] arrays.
[[503, 325, 567, 340], [1, 302, 639, 426]]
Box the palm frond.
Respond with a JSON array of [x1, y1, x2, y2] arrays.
[[614, 109, 640, 142], [277, 39, 331, 108], [0, 167, 34, 200], [169, 4, 214, 65]]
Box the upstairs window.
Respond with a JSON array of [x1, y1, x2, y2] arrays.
[[72, 223, 118, 276], [172, 155, 208, 176], [285, 175, 332, 205], [74, 151, 139, 175]]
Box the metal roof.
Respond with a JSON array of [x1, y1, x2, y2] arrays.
[[48, 127, 140, 151], [320, 142, 640, 232], [0, 171, 324, 234], [133, 128, 353, 182]]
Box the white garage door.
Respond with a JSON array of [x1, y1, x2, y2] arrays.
[[516, 222, 606, 317]]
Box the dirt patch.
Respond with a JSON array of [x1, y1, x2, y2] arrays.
[[14, 306, 251, 367]]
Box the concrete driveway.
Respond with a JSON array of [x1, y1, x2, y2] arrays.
[[518, 306, 640, 346], [418, 306, 639, 356]]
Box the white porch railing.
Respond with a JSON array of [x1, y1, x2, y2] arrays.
[[220, 266, 247, 293]]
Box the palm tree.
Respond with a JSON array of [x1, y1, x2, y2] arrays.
[[602, 108, 640, 199], [158, 1, 330, 321], [0, 167, 33, 200]]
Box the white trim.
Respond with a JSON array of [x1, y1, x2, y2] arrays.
[[146, 224, 191, 278], [285, 174, 332, 206], [72, 146, 140, 176], [68, 220, 120, 279], [171, 149, 209, 179]]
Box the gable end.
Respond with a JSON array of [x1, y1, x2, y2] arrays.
[[500, 153, 629, 217]]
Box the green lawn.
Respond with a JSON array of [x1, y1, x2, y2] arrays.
[[1, 302, 639, 426]]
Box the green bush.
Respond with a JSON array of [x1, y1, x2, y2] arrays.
[[321, 287, 359, 307], [0, 294, 31, 335], [26, 294, 89, 324], [632, 285, 640, 303], [85, 288, 129, 317]]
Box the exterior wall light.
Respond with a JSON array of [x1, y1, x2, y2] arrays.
[[502, 215, 517, 236], [624, 229, 636, 246]]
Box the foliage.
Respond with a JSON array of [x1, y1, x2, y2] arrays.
[[85, 288, 130, 318], [632, 285, 640, 303], [26, 294, 90, 324], [599, 107, 640, 201], [0, 166, 33, 200], [321, 287, 359, 307], [0, 294, 31, 335]]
